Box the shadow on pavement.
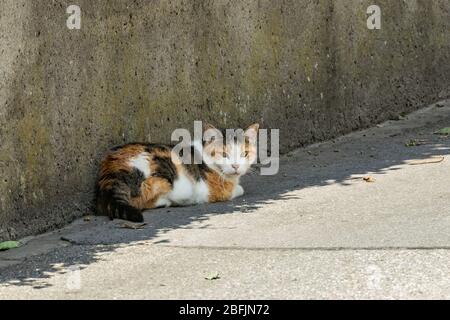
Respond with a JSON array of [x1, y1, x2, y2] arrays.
[[0, 103, 449, 289]]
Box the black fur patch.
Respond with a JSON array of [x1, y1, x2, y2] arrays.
[[96, 165, 146, 222], [145, 144, 178, 184], [182, 146, 210, 181], [96, 181, 144, 223], [152, 155, 177, 184], [102, 169, 145, 197]]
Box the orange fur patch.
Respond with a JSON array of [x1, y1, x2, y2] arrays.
[[129, 176, 172, 209], [205, 171, 236, 202]]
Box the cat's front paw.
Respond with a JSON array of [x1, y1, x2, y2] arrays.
[[231, 185, 244, 199]]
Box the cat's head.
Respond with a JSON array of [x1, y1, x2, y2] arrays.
[[202, 123, 259, 178]]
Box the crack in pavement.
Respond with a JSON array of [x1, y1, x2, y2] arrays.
[[154, 245, 450, 252]]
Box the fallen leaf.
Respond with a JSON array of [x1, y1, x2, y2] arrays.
[[405, 139, 427, 147], [390, 114, 406, 121], [434, 128, 450, 136], [0, 241, 21, 251], [116, 222, 147, 230], [408, 156, 445, 166], [389, 133, 401, 138], [205, 272, 220, 281], [363, 176, 376, 183]]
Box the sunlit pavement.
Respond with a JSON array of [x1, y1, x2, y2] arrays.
[[1, 101, 449, 299]]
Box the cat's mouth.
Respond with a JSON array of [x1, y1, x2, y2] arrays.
[[224, 171, 240, 177]]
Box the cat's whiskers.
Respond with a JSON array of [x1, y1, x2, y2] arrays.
[[246, 166, 259, 175]]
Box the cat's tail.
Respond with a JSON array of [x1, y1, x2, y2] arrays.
[[96, 171, 144, 223]]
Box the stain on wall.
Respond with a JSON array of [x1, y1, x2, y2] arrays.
[[0, 0, 449, 240]]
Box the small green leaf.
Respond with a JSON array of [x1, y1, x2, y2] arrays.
[[205, 272, 220, 281], [0, 241, 21, 251], [405, 140, 416, 147], [435, 127, 450, 136], [405, 139, 427, 147]]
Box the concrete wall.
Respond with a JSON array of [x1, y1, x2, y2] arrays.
[[1, 0, 449, 241]]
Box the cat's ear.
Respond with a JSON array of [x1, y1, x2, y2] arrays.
[[203, 123, 223, 144], [203, 123, 218, 133], [245, 123, 259, 144]]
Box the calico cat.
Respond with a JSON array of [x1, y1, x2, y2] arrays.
[[95, 123, 259, 222]]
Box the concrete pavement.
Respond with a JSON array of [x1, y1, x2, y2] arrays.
[[1, 100, 449, 299]]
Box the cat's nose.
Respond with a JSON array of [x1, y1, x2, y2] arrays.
[[232, 164, 240, 171]]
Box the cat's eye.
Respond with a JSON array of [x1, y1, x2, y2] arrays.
[[242, 151, 249, 157], [222, 151, 228, 158]]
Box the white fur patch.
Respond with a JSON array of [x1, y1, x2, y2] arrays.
[[167, 175, 209, 206], [154, 197, 171, 208], [129, 153, 151, 178], [231, 185, 244, 199], [193, 179, 209, 204], [168, 174, 194, 205]]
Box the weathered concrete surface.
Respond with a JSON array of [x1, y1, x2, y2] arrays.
[[0, 102, 449, 299], [2, 246, 450, 299], [1, 0, 450, 240]]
